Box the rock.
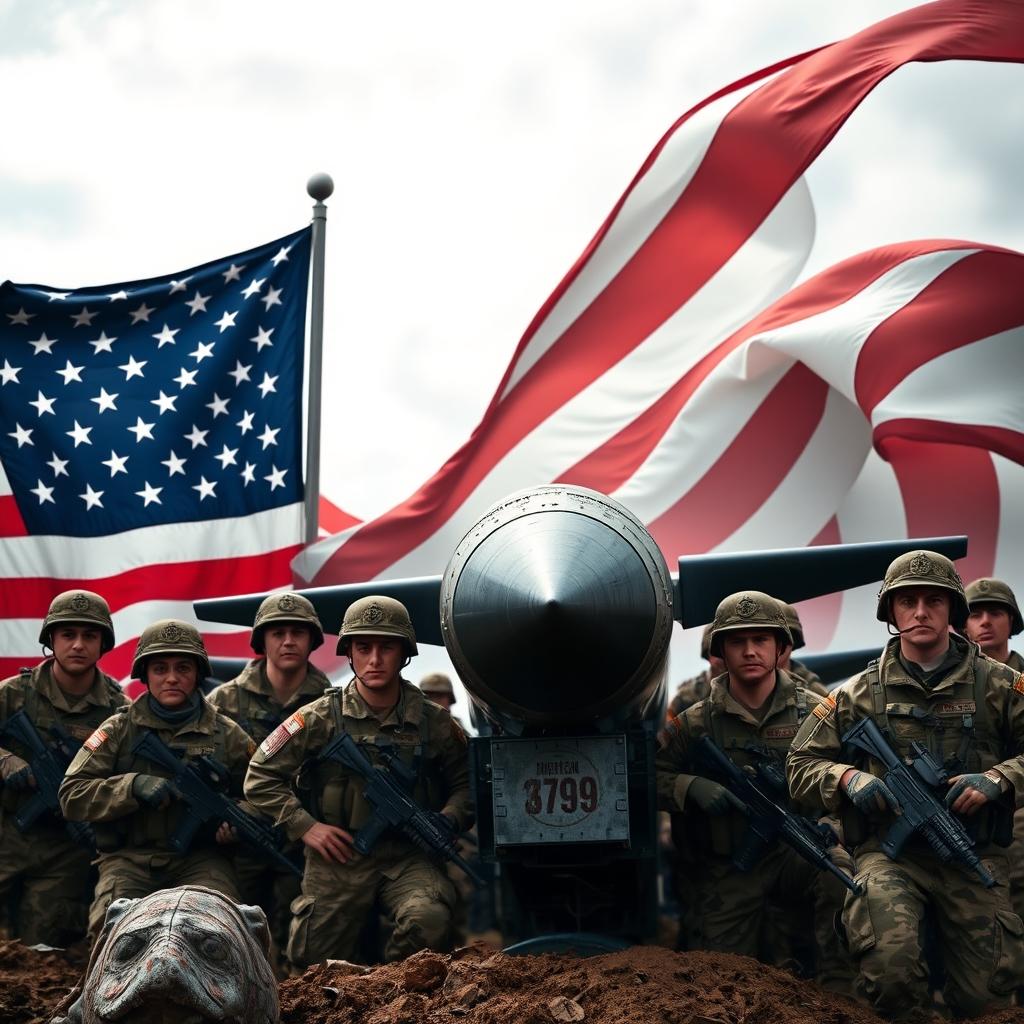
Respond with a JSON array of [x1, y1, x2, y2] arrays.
[[547, 995, 586, 1021], [400, 951, 447, 992]]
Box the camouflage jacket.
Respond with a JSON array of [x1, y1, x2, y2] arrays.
[[59, 694, 255, 854], [666, 670, 712, 719], [209, 658, 331, 743], [787, 634, 1024, 851], [0, 660, 127, 823], [244, 677, 473, 849], [657, 669, 821, 857], [1008, 650, 1024, 673], [788, 659, 830, 697]]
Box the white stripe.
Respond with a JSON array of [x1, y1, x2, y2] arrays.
[[2, 502, 303, 578], [0, 462, 11, 497], [992, 453, 1024, 594]]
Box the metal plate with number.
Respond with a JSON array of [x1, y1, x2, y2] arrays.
[[490, 735, 629, 845]]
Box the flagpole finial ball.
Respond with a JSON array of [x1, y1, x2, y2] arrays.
[[306, 173, 334, 202]]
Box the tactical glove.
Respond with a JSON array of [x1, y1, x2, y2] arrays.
[[0, 753, 36, 791], [844, 770, 900, 814], [132, 773, 175, 809], [945, 772, 1005, 808], [686, 777, 745, 816]]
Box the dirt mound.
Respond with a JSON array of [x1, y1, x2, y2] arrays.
[[0, 940, 86, 1024]]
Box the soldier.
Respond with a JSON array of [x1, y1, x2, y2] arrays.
[[778, 603, 830, 696], [419, 672, 456, 713], [656, 592, 852, 990], [208, 592, 331, 958], [244, 595, 474, 969], [787, 551, 1024, 1021], [59, 620, 256, 939], [964, 578, 1024, 671], [0, 590, 127, 946], [666, 625, 724, 718]]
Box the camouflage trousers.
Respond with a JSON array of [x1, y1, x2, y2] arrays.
[[288, 845, 457, 970], [843, 847, 1024, 1022], [684, 841, 855, 993], [0, 813, 92, 946], [234, 848, 301, 959], [89, 848, 240, 940], [1006, 809, 1024, 921]]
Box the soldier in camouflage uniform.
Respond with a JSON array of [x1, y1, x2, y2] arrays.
[[244, 596, 474, 969], [788, 551, 1024, 1021], [0, 591, 127, 945], [59, 620, 256, 939], [209, 593, 331, 956], [778, 603, 830, 696], [666, 625, 723, 719], [657, 592, 853, 990]]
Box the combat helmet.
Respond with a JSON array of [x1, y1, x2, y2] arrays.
[[965, 578, 1024, 636], [131, 619, 212, 680], [781, 603, 806, 651], [420, 672, 454, 698], [699, 623, 713, 660], [39, 590, 115, 653], [875, 550, 968, 630], [708, 591, 792, 657], [250, 592, 324, 653], [336, 596, 418, 656]]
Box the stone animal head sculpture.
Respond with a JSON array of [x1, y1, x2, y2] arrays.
[[51, 886, 279, 1023]]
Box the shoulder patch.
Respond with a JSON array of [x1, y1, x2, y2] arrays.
[[1014, 674, 1024, 697], [84, 728, 109, 752], [258, 711, 305, 758], [812, 694, 837, 721]]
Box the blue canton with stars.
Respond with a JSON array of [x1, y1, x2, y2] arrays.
[[0, 228, 311, 537]]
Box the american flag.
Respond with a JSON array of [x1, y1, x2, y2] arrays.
[[0, 228, 312, 679], [294, 0, 1024, 659]]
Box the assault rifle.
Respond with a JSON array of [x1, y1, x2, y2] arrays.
[[0, 709, 96, 850], [842, 716, 995, 888], [696, 734, 862, 895], [131, 730, 302, 878], [319, 731, 483, 886]]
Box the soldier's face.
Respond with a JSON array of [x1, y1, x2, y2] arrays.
[[264, 624, 313, 671], [146, 657, 199, 707], [51, 624, 103, 676], [425, 691, 455, 711], [966, 603, 1012, 652], [721, 630, 779, 685], [890, 586, 951, 646], [349, 636, 404, 690]]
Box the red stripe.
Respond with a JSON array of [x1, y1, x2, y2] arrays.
[[0, 496, 28, 537], [874, 420, 1024, 470], [645, 363, 828, 556], [318, 496, 360, 534], [855, 249, 1024, 413]]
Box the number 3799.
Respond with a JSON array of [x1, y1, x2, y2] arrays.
[[524, 776, 599, 816]]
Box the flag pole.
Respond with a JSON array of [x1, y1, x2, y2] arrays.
[[304, 172, 333, 547]]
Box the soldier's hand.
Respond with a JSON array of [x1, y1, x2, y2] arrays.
[[301, 821, 356, 863], [0, 754, 36, 791], [843, 770, 900, 815], [131, 774, 175, 810], [946, 772, 1007, 816], [215, 822, 239, 844], [686, 777, 746, 816]]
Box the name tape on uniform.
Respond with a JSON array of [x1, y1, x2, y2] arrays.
[[259, 712, 305, 758], [812, 694, 837, 721], [764, 725, 799, 739]]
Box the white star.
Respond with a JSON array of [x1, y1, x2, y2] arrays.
[[190, 341, 215, 362], [228, 360, 251, 386], [169, 277, 191, 294], [47, 452, 69, 477], [79, 484, 104, 510], [241, 277, 265, 299], [237, 410, 254, 434], [214, 310, 238, 333], [70, 306, 98, 327], [206, 393, 229, 418], [261, 287, 283, 311], [271, 244, 292, 266], [264, 465, 288, 490], [56, 359, 84, 385], [45, 291, 70, 302], [250, 326, 274, 351], [129, 302, 155, 324], [153, 324, 179, 348], [173, 366, 198, 389], [101, 450, 129, 476], [185, 290, 211, 316], [29, 390, 56, 416], [91, 387, 119, 413], [150, 390, 178, 414], [214, 444, 238, 469], [30, 479, 55, 505], [1, 359, 23, 385], [89, 331, 117, 354], [66, 420, 93, 446], [222, 263, 244, 283], [108, 290, 128, 302], [119, 355, 147, 380], [135, 481, 163, 506], [184, 424, 209, 449], [257, 372, 278, 398], [6, 307, 34, 325], [161, 450, 187, 476], [29, 332, 57, 355], [127, 417, 155, 442], [8, 423, 33, 447], [193, 476, 217, 500], [257, 424, 279, 449], [241, 462, 256, 486]]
